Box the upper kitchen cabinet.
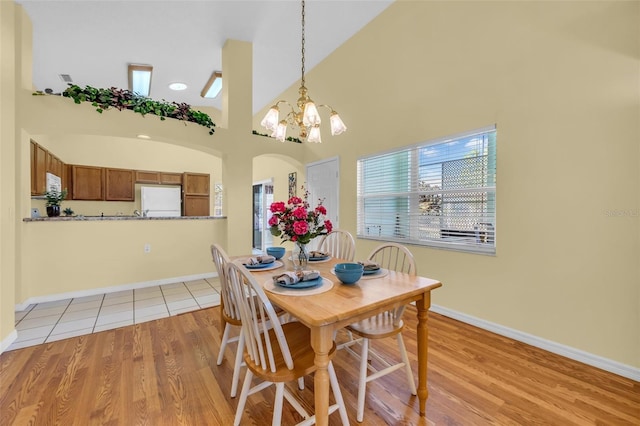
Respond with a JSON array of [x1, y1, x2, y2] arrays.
[[160, 172, 182, 185], [71, 165, 104, 200], [135, 170, 183, 185], [105, 168, 135, 201], [135, 170, 161, 184], [30, 140, 47, 195], [183, 172, 209, 196], [46, 151, 64, 178]]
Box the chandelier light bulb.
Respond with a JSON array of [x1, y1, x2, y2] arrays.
[[261, 106, 280, 131], [302, 101, 321, 127], [273, 120, 288, 142], [330, 112, 347, 136], [307, 125, 322, 143]]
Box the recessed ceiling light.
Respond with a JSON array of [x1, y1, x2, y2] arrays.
[[137, 134, 151, 140], [169, 82, 188, 91]]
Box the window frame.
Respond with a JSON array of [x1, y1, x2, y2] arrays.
[[357, 125, 496, 255]]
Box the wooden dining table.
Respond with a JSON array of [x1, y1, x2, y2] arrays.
[[242, 254, 442, 426]]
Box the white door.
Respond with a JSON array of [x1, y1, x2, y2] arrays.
[[306, 157, 339, 250]]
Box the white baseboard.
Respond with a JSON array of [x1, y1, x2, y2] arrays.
[[15, 272, 219, 312], [0, 329, 17, 355], [430, 304, 640, 382]]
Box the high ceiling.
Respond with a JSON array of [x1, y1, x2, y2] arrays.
[[16, 0, 393, 114]]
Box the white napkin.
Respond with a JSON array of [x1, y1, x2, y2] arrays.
[[358, 260, 380, 271], [309, 250, 329, 259], [245, 255, 276, 265], [273, 270, 320, 286]]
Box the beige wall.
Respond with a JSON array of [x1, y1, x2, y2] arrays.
[[2, 1, 639, 373], [255, 1, 640, 368]]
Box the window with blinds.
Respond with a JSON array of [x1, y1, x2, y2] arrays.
[[357, 125, 496, 254]]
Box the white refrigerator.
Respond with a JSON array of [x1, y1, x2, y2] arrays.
[[141, 186, 182, 217]]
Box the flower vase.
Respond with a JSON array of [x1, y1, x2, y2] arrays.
[[292, 242, 309, 272], [46, 205, 60, 217]]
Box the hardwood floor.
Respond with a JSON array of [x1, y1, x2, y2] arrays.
[[1, 306, 638, 425]]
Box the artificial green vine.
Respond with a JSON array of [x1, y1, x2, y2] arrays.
[[252, 130, 302, 144], [34, 85, 216, 135]]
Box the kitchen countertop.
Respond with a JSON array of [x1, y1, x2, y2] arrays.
[[24, 215, 226, 222]]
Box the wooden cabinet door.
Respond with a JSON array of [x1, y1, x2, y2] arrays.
[[105, 168, 135, 201], [30, 141, 37, 195], [46, 152, 63, 177], [135, 170, 160, 184], [34, 143, 47, 195], [160, 172, 182, 185], [71, 165, 104, 200], [183, 172, 209, 196], [183, 195, 210, 216]]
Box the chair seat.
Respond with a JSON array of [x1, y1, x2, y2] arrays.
[[244, 322, 337, 383], [347, 313, 404, 340]]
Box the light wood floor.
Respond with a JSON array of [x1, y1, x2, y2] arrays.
[[1, 306, 638, 425]]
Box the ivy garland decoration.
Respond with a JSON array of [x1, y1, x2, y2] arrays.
[[34, 85, 216, 135], [252, 130, 302, 144]]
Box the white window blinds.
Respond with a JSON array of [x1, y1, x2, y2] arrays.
[[357, 125, 496, 254]]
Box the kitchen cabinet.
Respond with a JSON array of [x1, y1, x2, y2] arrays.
[[183, 172, 209, 196], [46, 152, 63, 178], [183, 172, 210, 216], [31, 140, 47, 195], [71, 165, 104, 200], [135, 170, 160, 184], [105, 168, 135, 201], [183, 195, 210, 216], [135, 171, 182, 185], [160, 172, 182, 185]]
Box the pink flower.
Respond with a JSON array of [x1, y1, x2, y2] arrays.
[[292, 206, 307, 219], [293, 220, 309, 235], [324, 220, 333, 233], [270, 202, 285, 213], [288, 196, 303, 205], [268, 215, 279, 226], [315, 205, 327, 215]]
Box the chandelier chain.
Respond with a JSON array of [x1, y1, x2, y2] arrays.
[[301, 0, 306, 87]]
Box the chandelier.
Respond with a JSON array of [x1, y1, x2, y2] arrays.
[[260, 0, 347, 143]]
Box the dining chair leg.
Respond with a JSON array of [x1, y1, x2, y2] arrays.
[[217, 322, 231, 365], [328, 361, 350, 425], [234, 369, 254, 426], [230, 328, 245, 398], [397, 333, 417, 395], [356, 337, 370, 422], [272, 383, 285, 426]]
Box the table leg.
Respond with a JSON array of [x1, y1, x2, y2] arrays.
[[416, 291, 432, 416], [310, 326, 333, 426]]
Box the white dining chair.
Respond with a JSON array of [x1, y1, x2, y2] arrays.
[[344, 242, 417, 422], [211, 244, 246, 397], [316, 229, 356, 261], [226, 262, 349, 426], [211, 244, 295, 398]]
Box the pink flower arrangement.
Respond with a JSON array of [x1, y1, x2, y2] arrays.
[[269, 193, 332, 245]]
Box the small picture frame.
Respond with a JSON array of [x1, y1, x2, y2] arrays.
[[288, 172, 297, 198]]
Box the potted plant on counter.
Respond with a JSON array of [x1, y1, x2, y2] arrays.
[[44, 188, 68, 217]]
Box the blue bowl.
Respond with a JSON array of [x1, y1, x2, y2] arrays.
[[334, 262, 364, 284], [266, 246, 286, 260]]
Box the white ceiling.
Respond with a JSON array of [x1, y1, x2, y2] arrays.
[[16, 0, 393, 114]]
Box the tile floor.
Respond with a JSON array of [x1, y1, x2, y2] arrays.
[[8, 277, 221, 352]]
